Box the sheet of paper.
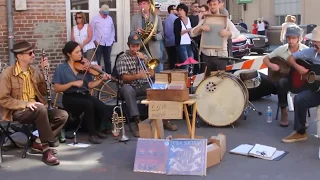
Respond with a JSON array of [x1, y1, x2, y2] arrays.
[[230, 144, 253, 156], [67, 143, 90, 148], [249, 144, 276, 159]]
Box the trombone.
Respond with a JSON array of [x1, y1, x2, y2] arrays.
[[136, 39, 159, 88]]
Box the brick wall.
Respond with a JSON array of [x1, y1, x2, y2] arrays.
[[0, 0, 67, 73]]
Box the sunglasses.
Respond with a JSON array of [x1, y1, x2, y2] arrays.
[[76, 17, 82, 19], [21, 51, 34, 56]]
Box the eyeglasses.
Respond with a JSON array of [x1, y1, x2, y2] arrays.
[[22, 51, 34, 56], [76, 17, 82, 19]]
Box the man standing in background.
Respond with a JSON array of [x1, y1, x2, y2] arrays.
[[164, 5, 178, 69], [91, 4, 115, 74]]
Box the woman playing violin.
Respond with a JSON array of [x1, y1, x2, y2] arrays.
[[53, 41, 112, 144]]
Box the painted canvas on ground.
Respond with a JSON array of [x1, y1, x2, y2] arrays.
[[133, 138, 169, 174], [166, 139, 207, 176]]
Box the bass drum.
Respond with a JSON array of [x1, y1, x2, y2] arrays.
[[195, 72, 249, 126], [228, 69, 277, 101]]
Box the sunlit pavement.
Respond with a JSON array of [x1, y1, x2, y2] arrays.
[[3, 47, 320, 180]]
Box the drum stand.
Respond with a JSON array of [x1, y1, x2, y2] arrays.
[[243, 100, 263, 120]]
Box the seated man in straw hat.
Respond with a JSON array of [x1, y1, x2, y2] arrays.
[[282, 27, 320, 143]]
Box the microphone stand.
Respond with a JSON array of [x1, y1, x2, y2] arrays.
[[188, 64, 200, 128]]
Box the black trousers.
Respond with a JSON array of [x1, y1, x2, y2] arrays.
[[277, 78, 290, 108], [166, 46, 178, 69], [62, 92, 112, 135], [200, 53, 228, 76]]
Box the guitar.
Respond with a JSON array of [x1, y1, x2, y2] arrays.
[[288, 59, 320, 93], [267, 56, 291, 83]]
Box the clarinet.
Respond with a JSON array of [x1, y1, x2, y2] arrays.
[[42, 49, 54, 111]]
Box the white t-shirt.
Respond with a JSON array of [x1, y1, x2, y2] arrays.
[[258, 22, 265, 31], [180, 18, 192, 45]]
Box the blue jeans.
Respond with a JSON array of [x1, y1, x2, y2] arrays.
[[155, 63, 164, 73], [96, 45, 112, 74], [177, 44, 194, 70], [294, 90, 320, 133]]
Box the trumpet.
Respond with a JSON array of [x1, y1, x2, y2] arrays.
[[111, 103, 129, 142]]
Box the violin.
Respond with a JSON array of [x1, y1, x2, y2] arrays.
[[74, 57, 109, 78]]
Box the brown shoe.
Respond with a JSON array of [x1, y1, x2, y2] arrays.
[[131, 122, 140, 137], [280, 108, 289, 127], [282, 131, 307, 143], [42, 149, 60, 166], [31, 142, 57, 154], [163, 120, 178, 131]]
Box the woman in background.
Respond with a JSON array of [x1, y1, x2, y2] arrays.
[[252, 20, 258, 34], [71, 12, 96, 61], [280, 15, 296, 44]]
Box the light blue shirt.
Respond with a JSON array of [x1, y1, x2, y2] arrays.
[[292, 48, 320, 64], [164, 14, 178, 47], [91, 14, 115, 46]]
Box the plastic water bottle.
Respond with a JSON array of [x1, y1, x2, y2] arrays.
[[266, 106, 272, 123]]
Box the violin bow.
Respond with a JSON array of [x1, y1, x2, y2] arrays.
[[81, 35, 103, 81]]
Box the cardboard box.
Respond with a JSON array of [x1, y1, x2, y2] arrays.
[[146, 88, 189, 102], [138, 119, 164, 139], [210, 133, 226, 159], [170, 134, 226, 168]]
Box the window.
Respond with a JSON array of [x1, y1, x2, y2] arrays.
[[274, 0, 301, 25], [275, 14, 301, 25], [274, 0, 301, 16]]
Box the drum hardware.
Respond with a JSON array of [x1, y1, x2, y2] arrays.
[[233, 69, 263, 120]]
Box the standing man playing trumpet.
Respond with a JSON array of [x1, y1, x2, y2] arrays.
[[190, 0, 240, 76], [0, 41, 68, 166], [131, 0, 178, 131]]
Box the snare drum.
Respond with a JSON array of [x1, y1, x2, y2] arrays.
[[234, 69, 261, 89], [195, 72, 249, 126]]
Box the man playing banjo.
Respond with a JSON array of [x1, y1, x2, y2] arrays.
[[263, 25, 308, 127]]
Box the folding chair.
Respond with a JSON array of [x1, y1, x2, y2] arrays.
[[0, 119, 33, 163]]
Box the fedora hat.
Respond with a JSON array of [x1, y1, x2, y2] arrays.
[[305, 27, 320, 41], [10, 41, 33, 54]]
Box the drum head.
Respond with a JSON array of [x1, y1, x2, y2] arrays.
[[195, 73, 248, 126]]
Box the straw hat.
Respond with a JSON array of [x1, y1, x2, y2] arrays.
[[305, 27, 320, 41]]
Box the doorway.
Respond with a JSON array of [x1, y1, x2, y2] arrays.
[[65, 0, 130, 67]]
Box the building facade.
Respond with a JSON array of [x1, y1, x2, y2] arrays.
[[0, 0, 194, 71], [231, 0, 320, 31]]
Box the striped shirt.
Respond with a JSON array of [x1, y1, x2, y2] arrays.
[[14, 62, 35, 102], [116, 50, 148, 89]]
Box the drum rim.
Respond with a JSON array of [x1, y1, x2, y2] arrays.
[[195, 72, 249, 127]]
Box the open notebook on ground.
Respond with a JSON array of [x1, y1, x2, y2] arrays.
[[230, 144, 288, 161]]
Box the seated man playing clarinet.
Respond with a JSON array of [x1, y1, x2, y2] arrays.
[[263, 25, 308, 127], [0, 41, 68, 166], [116, 33, 177, 137], [281, 27, 320, 143]]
